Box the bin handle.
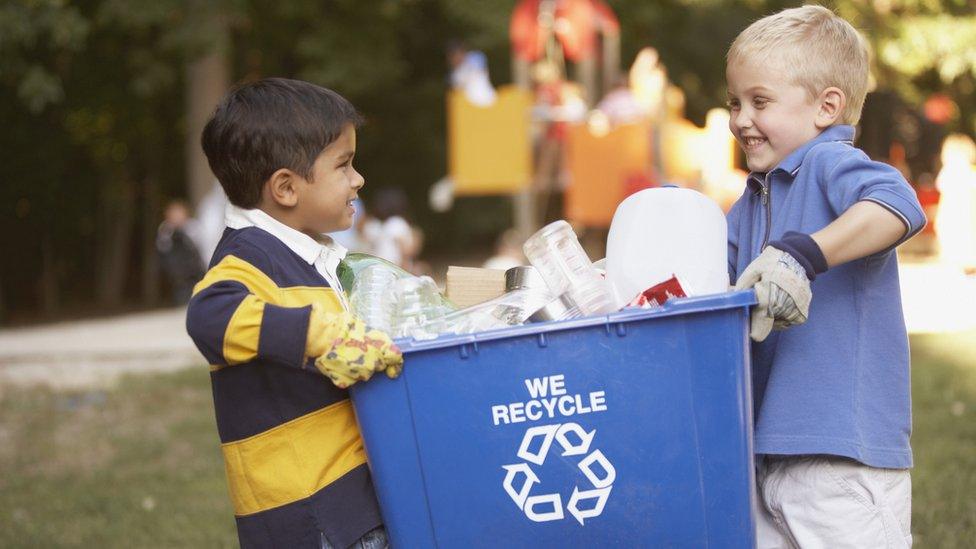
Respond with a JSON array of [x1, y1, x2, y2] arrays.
[[458, 340, 479, 359]]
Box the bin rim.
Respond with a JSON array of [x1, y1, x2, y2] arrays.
[[394, 289, 756, 354]]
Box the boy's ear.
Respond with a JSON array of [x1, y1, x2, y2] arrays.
[[266, 168, 301, 208], [815, 87, 846, 129]]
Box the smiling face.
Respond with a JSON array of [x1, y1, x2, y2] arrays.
[[293, 123, 364, 235], [726, 59, 825, 174]]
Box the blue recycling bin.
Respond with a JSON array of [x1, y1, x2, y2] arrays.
[[351, 291, 757, 548]]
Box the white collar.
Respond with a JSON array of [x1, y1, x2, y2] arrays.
[[223, 204, 347, 268]]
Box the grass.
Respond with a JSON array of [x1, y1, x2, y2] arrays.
[[907, 330, 976, 548], [0, 368, 237, 548], [1, 332, 974, 547]]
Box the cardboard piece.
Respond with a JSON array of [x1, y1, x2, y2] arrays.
[[445, 266, 507, 308]]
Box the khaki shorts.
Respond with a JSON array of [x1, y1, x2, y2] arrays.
[[755, 455, 912, 548]]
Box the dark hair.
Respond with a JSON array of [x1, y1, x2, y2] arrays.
[[201, 78, 363, 208], [371, 187, 409, 221], [446, 39, 468, 56]]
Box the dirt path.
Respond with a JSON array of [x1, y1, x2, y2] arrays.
[[1, 262, 972, 391], [0, 307, 200, 390]]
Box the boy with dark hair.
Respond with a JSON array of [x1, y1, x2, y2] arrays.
[[188, 77, 401, 549]]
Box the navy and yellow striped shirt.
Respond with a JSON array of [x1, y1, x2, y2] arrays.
[[186, 225, 381, 548]]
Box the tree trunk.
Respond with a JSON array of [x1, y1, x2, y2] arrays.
[[141, 175, 160, 305], [185, 43, 229, 207], [39, 233, 60, 314], [95, 179, 136, 309]]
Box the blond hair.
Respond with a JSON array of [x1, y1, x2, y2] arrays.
[[727, 5, 870, 125]]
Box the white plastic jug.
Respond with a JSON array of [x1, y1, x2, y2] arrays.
[[606, 187, 729, 307]]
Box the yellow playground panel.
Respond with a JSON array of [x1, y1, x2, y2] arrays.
[[448, 86, 533, 195], [565, 121, 652, 227]]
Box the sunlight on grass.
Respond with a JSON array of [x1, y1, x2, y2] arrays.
[[909, 330, 976, 548]]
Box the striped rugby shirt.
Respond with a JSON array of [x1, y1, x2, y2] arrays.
[[186, 207, 381, 548]]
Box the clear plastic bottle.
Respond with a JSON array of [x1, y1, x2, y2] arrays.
[[522, 220, 616, 316], [344, 254, 458, 337], [349, 264, 399, 333], [389, 276, 454, 339], [425, 286, 556, 336]]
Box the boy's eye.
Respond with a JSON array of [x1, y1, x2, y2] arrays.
[[726, 99, 740, 110], [752, 98, 768, 109]]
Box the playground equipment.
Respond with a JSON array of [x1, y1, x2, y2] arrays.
[[564, 121, 652, 227], [445, 0, 743, 237], [510, 0, 620, 106], [448, 86, 533, 196]]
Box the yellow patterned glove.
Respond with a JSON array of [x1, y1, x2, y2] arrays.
[[306, 303, 403, 389]]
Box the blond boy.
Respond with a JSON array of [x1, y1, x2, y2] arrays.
[[725, 6, 925, 547]]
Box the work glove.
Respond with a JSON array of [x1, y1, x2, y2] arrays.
[[734, 246, 810, 341], [734, 232, 828, 341], [306, 303, 403, 389], [735, 231, 829, 342]]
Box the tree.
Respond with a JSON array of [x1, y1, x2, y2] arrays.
[[0, 0, 972, 322]]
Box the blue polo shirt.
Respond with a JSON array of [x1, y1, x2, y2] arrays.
[[727, 125, 926, 469]]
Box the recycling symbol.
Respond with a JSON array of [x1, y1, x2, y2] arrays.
[[502, 422, 616, 525]]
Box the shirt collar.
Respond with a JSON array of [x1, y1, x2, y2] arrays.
[[223, 204, 347, 266], [746, 124, 856, 193]]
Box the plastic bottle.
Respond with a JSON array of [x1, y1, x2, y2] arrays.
[[424, 286, 556, 336], [522, 220, 616, 316], [349, 264, 399, 333], [389, 276, 454, 339]]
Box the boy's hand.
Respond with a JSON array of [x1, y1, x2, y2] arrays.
[[307, 305, 403, 389], [734, 246, 812, 342]]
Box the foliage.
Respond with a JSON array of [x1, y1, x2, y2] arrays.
[[0, 0, 90, 113], [0, 0, 973, 320], [835, 0, 976, 134]]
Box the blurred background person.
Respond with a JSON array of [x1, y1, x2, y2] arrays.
[[362, 188, 421, 271], [596, 76, 644, 127], [629, 47, 667, 121], [935, 134, 976, 274], [531, 60, 587, 223], [448, 40, 497, 106], [155, 200, 205, 304], [194, 181, 228, 265]]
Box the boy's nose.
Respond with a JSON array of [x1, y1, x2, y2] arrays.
[[351, 169, 365, 190], [732, 111, 753, 133]]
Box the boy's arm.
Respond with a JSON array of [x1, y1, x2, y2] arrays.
[[816, 148, 927, 260], [810, 147, 926, 267], [305, 303, 403, 388], [186, 250, 401, 386], [734, 149, 926, 341], [186, 252, 311, 369], [810, 201, 907, 267]]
